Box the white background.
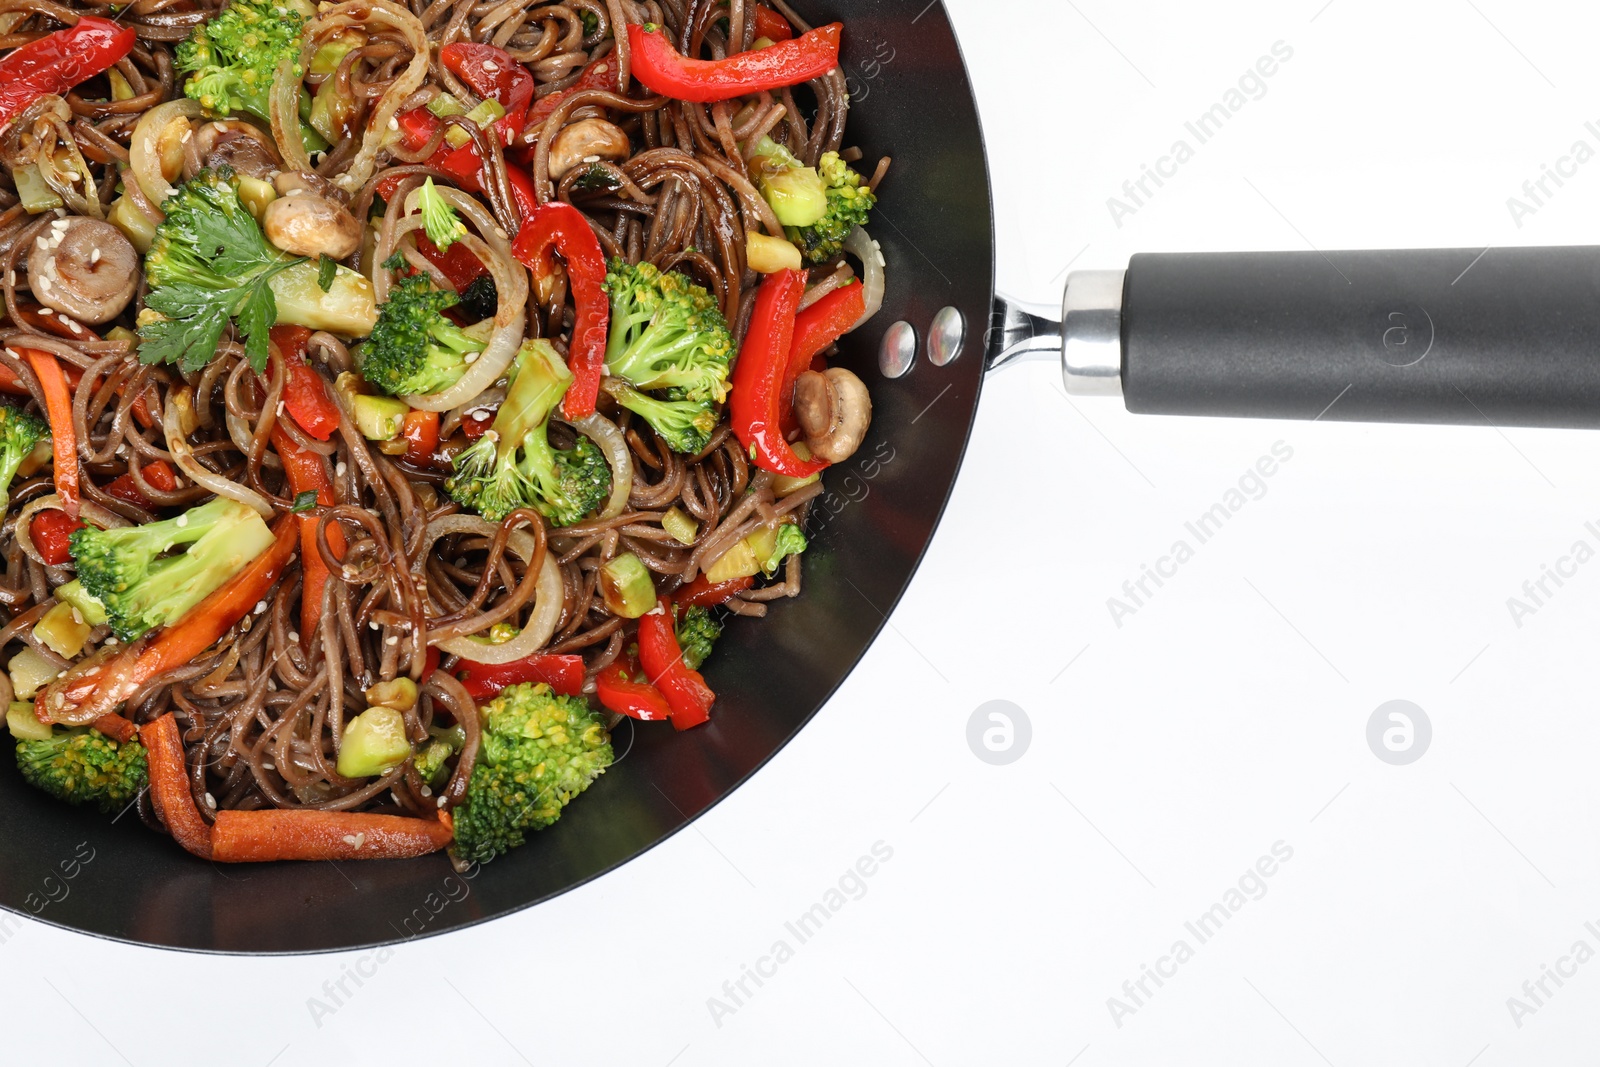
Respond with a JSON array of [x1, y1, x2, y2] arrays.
[[10, 0, 1600, 1063]]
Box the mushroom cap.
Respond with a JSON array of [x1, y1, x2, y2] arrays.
[[262, 193, 361, 260], [794, 367, 872, 464], [26, 218, 138, 325]]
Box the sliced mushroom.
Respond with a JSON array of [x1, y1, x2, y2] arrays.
[[262, 191, 361, 259], [792, 367, 872, 464], [191, 120, 281, 180], [26, 218, 138, 325], [547, 118, 630, 181]]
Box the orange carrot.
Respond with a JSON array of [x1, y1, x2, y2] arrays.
[[90, 712, 136, 744], [137, 713, 213, 860], [22, 348, 77, 519], [269, 425, 345, 646], [211, 809, 454, 862]]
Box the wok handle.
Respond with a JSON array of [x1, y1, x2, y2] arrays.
[[1047, 246, 1600, 429]]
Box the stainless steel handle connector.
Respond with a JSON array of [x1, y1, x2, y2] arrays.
[[1062, 269, 1125, 397], [984, 270, 1126, 398]]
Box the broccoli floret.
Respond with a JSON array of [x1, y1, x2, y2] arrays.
[[176, 0, 326, 152], [675, 605, 721, 671], [760, 522, 807, 577], [0, 403, 46, 514], [607, 379, 716, 454], [451, 682, 613, 864], [418, 178, 467, 251], [787, 151, 876, 264], [603, 259, 734, 405], [360, 256, 486, 397], [414, 723, 466, 788], [69, 497, 277, 642], [17, 727, 147, 814], [750, 136, 828, 227], [447, 339, 611, 525]]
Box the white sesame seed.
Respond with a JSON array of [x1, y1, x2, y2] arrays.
[[51, 692, 63, 708], [342, 833, 360, 847], [437, 796, 447, 808], [204, 793, 217, 810], [35, 275, 50, 293], [582, 154, 600, 163], [287, 631, 299, 643], [176, 514, 188, 527], [37, 307, 51, 316], [181, 129, 192, 143], [335, 462, 347, 477], [388, 117, 399, 131], [104, 635, 118, 645], [89, 249, 100, 264], [462, 352, 478, 364], [276, 401, 285, 417], [368, 621, 380, 631], [385, 635, 398, 646], [263, 761, 275, 771], [420, 785, 432, 797], [69, 608, 83, 625], [253, 600, 269, 615]]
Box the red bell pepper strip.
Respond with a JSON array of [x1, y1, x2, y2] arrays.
[[0, 17, 136, 133], [399, 408, 439, 467], [103, 459, 177, 507], [461, 410, 492, 440], [270, 425, 346, 644], [510, 201, 609, 419], [440, 42, 533, 145], [627, 21, 842, 103], [386, 118, 540, 229], [594, 656, 674, 722], [139, 713, 214, 860], [268, 325, 339, 441], [30, 508, 81, 566], [455, 653, 585, 701], [637, 601, 714, 730], [23, 348, 79, 519], [416, 233, 488, 291], [752, 5, 795, 42], [728, 269, 829, 478], [212, 808, 454, 862], [780, 279, 865, 435], [505, 164, 538, 227], [675, 573, 754, 607]]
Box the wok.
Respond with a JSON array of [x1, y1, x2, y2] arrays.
[[0, 0, 997, 953], [4, 0, 1581, 954]]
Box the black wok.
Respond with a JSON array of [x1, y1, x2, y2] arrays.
[[0, 0, 997, 953]]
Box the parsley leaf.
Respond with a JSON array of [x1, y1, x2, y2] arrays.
[[291, 490, 319, 513], [317, 254, 336, 292]]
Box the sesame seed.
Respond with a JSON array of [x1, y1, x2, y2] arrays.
[[420, 785, 432, 797], [287, 631, 299, 643], [181, 129, 192, 143], [368, 621, 380, 631], [335, 462, 347, 477], [89, 249, 100, 264], [37, 307, 51, 316], [582, 154, 600, 163], [463, 352, 478, 364], [105, 635, 118, 645], [176, 514, 188, 527], [385, 635, 398, 646], [276, 401, 285, 417], [253, 600, 269, 615], [388, 117, 399, 131], [263, 761, 275, 771], [437, 797, 447, 808], [69, 608, 82, 625], [204, 793, 217, 810]]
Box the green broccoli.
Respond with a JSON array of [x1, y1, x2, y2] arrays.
[[175, 0, 327, 153], [446, 339, 611, 525], [675, 605, 721, 671], [457, 273, 499, 321], [417, 178, 467, 251], [787, 151, 876, 264], [414, 723, 466, 788], [139, 168, 377, 372], [70, 497, 277, 642], [451, 682, 613, 864], [760, 522, 808, 577], [17, 727, 148, 814], [607, 379, 716, 454], [0, 403, 46, 514], [750, 136, 828, 227], [359, 256, 487, 397], [603, 260, 734, 405]]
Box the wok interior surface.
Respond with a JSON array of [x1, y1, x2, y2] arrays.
[[0, 0, 993, 953]]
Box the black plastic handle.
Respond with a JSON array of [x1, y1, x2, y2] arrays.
[[1122, 246, 1600, 428]]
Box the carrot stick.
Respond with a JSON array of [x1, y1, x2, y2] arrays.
[[211, 809, 454, 862], [269, 425, 345, 646], [21, 348, 77, 519], [137, 713, 214, 860], [91, 712, 136, 744]]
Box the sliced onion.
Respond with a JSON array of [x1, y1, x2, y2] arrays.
[[843, 225, 885, 329], [14, 494, 130, 567], [129, 98, 202, 209], [269, 53, 310, 174], [165, 389, 274, 518], [569, 411, 631, 521], [419, 515, 563, 663]]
